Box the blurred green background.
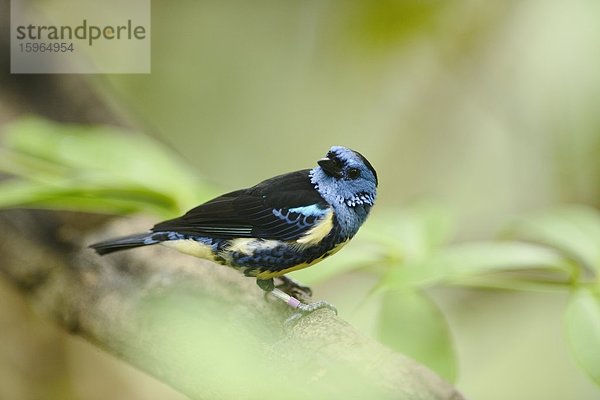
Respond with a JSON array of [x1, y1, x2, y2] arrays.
[[2, 0, 600, 399]]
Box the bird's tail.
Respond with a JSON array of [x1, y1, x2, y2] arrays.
[[89, 232, 160, 255]]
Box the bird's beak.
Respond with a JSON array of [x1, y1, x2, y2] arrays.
[[318, 157, 343, 178]]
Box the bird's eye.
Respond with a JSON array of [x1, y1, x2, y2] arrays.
[[347, 168, 360, 179]]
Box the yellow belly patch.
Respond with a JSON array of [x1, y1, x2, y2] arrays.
[[295, 209, 334, 247], [161, 240, 215, 261], [255, 239, 348, 279]]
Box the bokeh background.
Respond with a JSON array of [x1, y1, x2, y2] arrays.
[[1, 0, 600, 399]]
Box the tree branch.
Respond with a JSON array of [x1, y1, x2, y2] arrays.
[[0, 209, 464, 400]]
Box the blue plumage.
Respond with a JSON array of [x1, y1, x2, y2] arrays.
[[90, 146, 377, 315]]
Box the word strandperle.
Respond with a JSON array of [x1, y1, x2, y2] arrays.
[[15, 19, 146, 46]]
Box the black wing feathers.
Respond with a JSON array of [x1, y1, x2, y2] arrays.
[[152, 170, 329, 240]]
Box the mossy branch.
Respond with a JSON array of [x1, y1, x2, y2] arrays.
[[0, 209, 464, 400]]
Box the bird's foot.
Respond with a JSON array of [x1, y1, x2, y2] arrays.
[[276, 276, 313, 299], [268, 287, 337, 326], [284, 300, 337, 327]]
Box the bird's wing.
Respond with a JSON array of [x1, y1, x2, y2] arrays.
[[152, 170, 332, 241]]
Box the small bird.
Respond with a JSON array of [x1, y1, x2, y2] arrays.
[[90, 146, 377, 317]]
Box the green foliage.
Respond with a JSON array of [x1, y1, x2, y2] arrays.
[[136, 286, 397, 400], [361, 202, 455, 262], [301, 201, 600, 384], [0, 117, 215, 217], [506, 205, 600, 277], [566, 288, 600, 386], [1, 117, 600, 387], [377, 289, 456, 382], [384, 241, 571, 290]]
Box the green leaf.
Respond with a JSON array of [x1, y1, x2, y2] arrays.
[[0, 148, 69, 181], [377, 289, 456, 382], [361, 201, 454, 262], [0, 180, 176, 216], [292, 202, 452, 285], [566, 288, 600, 387], [508, 205, 600, 276], [0, 117, 216, 215], [385, 241, 572, 289]]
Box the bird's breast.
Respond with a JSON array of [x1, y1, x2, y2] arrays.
[[294, 208, 335, 247], [253, 238, 348, 279], [331, 203, 371, 239], [221, 224, 346, 279]]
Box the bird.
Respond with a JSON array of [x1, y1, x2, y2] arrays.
[[90, 146, 378, 318]]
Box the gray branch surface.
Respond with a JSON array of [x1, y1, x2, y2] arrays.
[[0, 209, 464, 400]]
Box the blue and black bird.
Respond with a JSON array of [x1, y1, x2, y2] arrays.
[[90, 146, 377, 315]]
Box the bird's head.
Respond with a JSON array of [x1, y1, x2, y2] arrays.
[[310, 146, 378, 209]]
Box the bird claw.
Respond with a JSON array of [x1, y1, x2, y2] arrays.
[[276, 276, 313, 299], [284, 300, 338, 327]]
